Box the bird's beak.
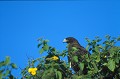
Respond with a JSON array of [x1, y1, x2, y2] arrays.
[[63, 39, 67, 43]]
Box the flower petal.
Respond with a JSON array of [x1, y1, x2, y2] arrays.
[[28, 68, 32, 72]]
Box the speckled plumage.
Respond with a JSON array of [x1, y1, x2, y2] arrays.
[[63, 37, 89, 74]]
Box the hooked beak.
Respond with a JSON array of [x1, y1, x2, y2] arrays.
[[63, 39, 67, 43]]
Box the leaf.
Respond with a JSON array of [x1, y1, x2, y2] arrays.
[[117, 36, 120, 41], [73, 56, 78, 62], [37, 43, 42, 48], [92, 40, 97, 45], [4, 56, 10, 65], [95, 37, 101, 43], [107, 59, 115, 71], [94, 46, 100, 53], [57, 71, 62, 79], [85, 38, 91, 43], [103, 41, 109, 45], [92, 62, 98, 73], [37, 38, 43, 41], [72, 75, 79, 79], [3, 70, 10, 77], [0, 61, 5, 67], [0, 73, 2, 79], [42, 68, 55, 79], [43, 45, 49, 51], [85, 54, 90, 62], [105, 35, 111, 40], [43, 40, 49, 45], [114, 57, 119, 64], [79, 63, 84, 71], [103, 63, 107, 66], [72, 47, 78, 52], [0, 69, 4, 73], [45, 40, 49, 43], [109, 47, 115, 57], [40, 48, 44, 54], [11, 63, 17, 69], [86, 45, 90, 51], [95, 55, 100, 63], [9, 74, 14, 79]]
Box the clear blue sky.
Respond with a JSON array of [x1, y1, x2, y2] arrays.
[[0, 1, 120, 77]]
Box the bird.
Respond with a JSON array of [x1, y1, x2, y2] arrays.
[[63, 37, 90, 74]]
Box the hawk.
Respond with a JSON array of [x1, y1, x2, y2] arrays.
[[63, 37, 90, 74]]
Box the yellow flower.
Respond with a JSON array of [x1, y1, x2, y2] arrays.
[[31, 71, 36, 75], [51, 56, 59, 61], [28, 68, 37, 76], [104, 55, 107, 58]]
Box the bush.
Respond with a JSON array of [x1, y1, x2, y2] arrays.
[[0, 35, 120, 79], [0, 56, 17, 79]]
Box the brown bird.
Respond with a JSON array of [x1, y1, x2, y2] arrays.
[[63, 37, 89, 74]]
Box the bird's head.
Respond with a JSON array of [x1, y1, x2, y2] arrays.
[[63, 37, 78, 44]]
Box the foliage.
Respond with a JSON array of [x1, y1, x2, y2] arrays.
[[0, 56, 17, 79], [1, 35, 120, 79], [84, 35, 120, 79], [21, 38, 71, 79]]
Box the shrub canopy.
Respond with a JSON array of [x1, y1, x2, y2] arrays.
[[0, 35, 120, 79]]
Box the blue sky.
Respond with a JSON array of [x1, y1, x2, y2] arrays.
[[0, 1, 120, 77]]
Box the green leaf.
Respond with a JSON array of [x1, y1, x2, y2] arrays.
[[85, 54, 90, 62], [45, 40, 49, 43], [103, 41, 110, 45], [43, 45, 49, 51], [72, 47, 78, 52], [86, 45, 90, 51], [109, 47, 116, 57], [0, 61, 5, 67], [95, 55, 100, 63], [4, 56, 10, 65], [73, 56, 78, 62], [105, 35, 111, 40], [37, 38, 43, 42], [9, 74, 14, 79], [92, 40, 97, 45], [37, 43, 42, 48], [92, 62, 98, 73], [85, 38, 91, 43], [3, 70, 10, 77], [0, 69, 4, 74], [94, 46, 100, 53], [107, 59, 115, 71], [103, 63, 107, 66], [117, 36, 120, 41], [11, 63, 17, 69], [42, 68, 55, 79], [40, 48, 44, 54], [115, 57, 119, 64], [57, 71, 62, 79], [0, 73, 2, 79], [72, 75, 79, 79], [43, 40, 49, 45], [79, 63, 84, 71], [96, 38, 102, 42]]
